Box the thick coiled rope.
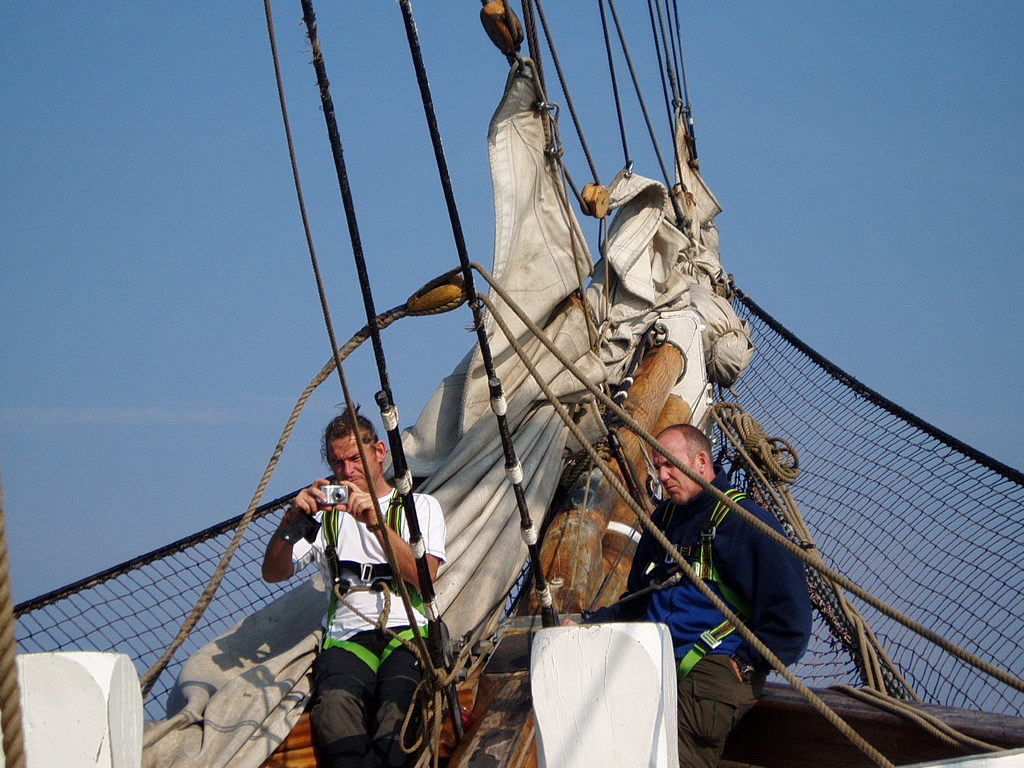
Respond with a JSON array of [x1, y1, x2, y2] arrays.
[[714, 401, 800, 485]]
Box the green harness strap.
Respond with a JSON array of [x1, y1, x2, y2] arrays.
[[675, 488, 751, 679], [323, 626, 427, 671], [321, 492, 426, 668]]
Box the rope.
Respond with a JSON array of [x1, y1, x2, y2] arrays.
[[474, 289, 897, 768], [646, 0, 680, 175], [300, 0, 439, 671], [832, 685, 1003, 753], [603, 0, 686, 227], [713, 402, 800, 486], [0, 473, 26, 768], [735, 288, 1024, 485], [471, 261, 1024, 696], [334, 589, 458, 768], [519, 0, 546, 89], [598, 0, 631, 169], [140, 3, 471, 696], [138, 286, 458, 694]]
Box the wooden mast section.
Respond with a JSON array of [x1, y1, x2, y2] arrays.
[[533, 341, 690, 614]]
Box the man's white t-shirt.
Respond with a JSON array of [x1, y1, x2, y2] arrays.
[[292, 491, 446, 643]]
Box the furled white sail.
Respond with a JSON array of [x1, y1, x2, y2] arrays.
[[404, 58, 603, 643]]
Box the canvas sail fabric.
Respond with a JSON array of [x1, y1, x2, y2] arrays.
[[587, 162, 753, 389], [141, 579, 325, 768]]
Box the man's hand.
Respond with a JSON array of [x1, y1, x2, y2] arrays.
[[340, 484, 379, 528], [291, 478, 332, 516]]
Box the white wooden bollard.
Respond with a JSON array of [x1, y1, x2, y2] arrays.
[[6, 651, 142, 768], [531, 623, 678, 768]]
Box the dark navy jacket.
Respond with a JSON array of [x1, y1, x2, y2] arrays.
[[588, 471, 811, 673]]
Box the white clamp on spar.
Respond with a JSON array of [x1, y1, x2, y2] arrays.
[[489, 389, 508, 417], [395, 469, 413, 496], [505, 459, 524, 486], [380, 403, 399, 432]]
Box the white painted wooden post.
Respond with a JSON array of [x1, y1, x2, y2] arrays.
[[531, 623, 679, 768], [4, 652, 142, 768]]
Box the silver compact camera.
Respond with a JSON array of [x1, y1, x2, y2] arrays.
[[321, 484, 350, 506]]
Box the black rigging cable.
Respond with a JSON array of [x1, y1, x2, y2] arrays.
[[397, 0, 559, 629], [604, 0, 686, 226], [669, 0, 698, 161], [598, 0, 632, 170], [527, 0, 601, 185], [296, 0, 446, 669], [646, 0, 682, 182]]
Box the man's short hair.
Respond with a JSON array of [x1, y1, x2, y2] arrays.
[[321, 407, 379, 464], [656, 424, 712, 461]]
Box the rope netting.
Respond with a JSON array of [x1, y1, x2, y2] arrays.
[[12, 289, 1024, 721], [729, 289, 1024, 716], [14, 499, 294, 719]]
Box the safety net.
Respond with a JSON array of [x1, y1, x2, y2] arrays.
[[13, 291, 1024, 720]]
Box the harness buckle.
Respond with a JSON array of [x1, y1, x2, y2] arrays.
[[360, 563, 375, 582], [699, 629, 724, 650]]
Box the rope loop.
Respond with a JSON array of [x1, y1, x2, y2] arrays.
[[716, 403, 800, 485]]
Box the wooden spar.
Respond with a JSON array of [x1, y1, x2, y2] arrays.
[[596, 390, 692, 607], [528, 341, 685, 614], [591, 342, 686, 610]]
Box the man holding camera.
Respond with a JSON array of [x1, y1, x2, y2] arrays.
[[262, 409, 447, 768]]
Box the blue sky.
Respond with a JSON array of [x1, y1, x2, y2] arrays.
[[2, 2, 1021, 604]]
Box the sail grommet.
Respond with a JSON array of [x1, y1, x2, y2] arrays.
[[480, 0, 523, 57], [581, 183, 610, 219]]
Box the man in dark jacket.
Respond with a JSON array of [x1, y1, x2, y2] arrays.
[[587, 424, 811, 768]]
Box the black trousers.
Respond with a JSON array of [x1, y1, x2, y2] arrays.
[[310, 629, 422, 768]]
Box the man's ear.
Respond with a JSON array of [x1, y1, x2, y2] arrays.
[[697, 450, 712, 474], [374, 439, 387, 462]]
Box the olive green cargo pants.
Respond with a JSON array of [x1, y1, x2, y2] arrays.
[[676, 653, 765, 768]]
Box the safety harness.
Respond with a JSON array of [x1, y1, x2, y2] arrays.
[[658, 487, 751, 679], [321, 492, 427, 669]]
